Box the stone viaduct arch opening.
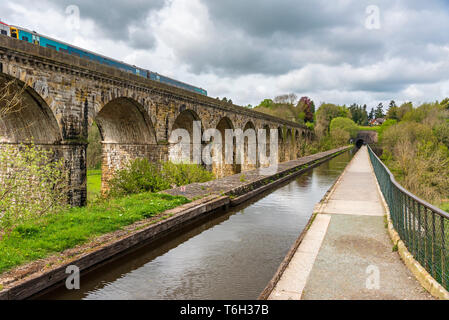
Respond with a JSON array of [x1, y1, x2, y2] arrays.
[[259, 124, 271, 168], [278, 127, 284, 163], [0, 76, 87, 206], [213, 117, 241, 178], [285, 129, 293, 161], [0, 77, 61, 144], [242, 121, 257, 172], [170, 109, 203, 165], [295, 129, 301, 158], [94, 97, 157, 193]]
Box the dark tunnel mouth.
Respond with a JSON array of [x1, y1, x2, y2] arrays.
[[356, 139, 365, 148]]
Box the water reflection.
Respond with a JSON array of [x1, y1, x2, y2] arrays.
[[41, 150, 354, 300]]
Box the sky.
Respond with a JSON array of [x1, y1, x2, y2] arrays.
[[2, 0, 449, 109]]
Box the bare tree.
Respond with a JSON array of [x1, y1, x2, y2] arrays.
[[0, 79, 25, 119]]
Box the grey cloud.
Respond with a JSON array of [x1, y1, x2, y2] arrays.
[[46, 0, 164, 48]]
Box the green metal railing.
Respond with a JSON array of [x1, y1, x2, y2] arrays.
[[368, 146, 449, 290]]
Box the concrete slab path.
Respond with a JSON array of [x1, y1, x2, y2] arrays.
[[269, 146, 433, 300]]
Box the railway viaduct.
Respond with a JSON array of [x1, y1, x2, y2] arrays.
[[0, 36, 312, 207]]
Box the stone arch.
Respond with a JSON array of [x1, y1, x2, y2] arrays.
[[95, 97, 156, 144], [242, 121, 257, 172], [278, 127, 285, 163], [169, 109, 203, 164], [0, 75, 87, 206], [295, 129, 301, 159], [285, 128, 293, 161], [95, 97, 158, 192], [259, 124, 272, 167], [213, 117, 241, 178], [0, 76, 61, 144]]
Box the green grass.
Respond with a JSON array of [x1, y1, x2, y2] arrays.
[[440, 202, 449, 213], [358, 126, 380, 132], [0, 193, 190, 274], [87, 169, 102, 201]]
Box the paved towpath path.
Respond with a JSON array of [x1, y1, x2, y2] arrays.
[[269, 146, 433, 300]]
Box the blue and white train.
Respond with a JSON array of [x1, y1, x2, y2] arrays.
[[0, 21, 208, 96]]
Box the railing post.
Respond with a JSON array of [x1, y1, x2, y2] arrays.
[[417, 204, 422, 265], [424, 208, 429, 270], [432, 212, 436, 279], [441, 216, 446, 288]]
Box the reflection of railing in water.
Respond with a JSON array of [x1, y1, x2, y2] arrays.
[[368, 145, 448, 290]]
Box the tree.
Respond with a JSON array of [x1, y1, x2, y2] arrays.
[[349, 104, 369, 125], [330, 117, 359, 139], [397, 102, 413, 120], [440, 98, 449, 110], [375, 103, 385, 119], [315, 103, 350, 137], [386, 100, 399, 120], [296, 96, 315, 123], [258, 99, 274, 109], [274, 93, 298, 105], [368, 108, 375, 121]]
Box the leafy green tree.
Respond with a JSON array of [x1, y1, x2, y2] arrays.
[[375, 103, 385, 119], [315, 103, 350, 137], [330, 117, 359, 139], [386, 100, 399, 120], [258, 99, 275, 109], [397, 102, 413, 120], [349, 104, 369, 125], [368, 108, 375, 121], [440, 98, 449, 110]]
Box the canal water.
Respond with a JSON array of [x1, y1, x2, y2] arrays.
[[42, 150, 355, 300]]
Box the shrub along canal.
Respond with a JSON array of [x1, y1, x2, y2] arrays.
[[41, 150, 355, 300]]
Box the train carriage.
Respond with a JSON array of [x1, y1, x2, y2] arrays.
[[0, 21, 10, 36], [0, 21, 207, 96]]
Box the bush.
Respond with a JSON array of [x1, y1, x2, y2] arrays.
[[0, 144, 68, 234], [161, 162, 215, 187], [108, 159, 169, 197], [330, 117, 358, 139], [330, 128, 351, 146], [380, 103, 449, 206], [108, 159, 215, 197]]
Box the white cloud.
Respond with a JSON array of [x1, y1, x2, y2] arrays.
[[1, 0, 449, 108]]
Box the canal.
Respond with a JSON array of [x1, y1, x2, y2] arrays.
[[41, 149, 355, 300]]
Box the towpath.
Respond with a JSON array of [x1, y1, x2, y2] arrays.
[[269, 146, 433, 300]]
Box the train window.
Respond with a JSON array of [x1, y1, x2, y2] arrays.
[[46, 44, 56, 50], [22, 36, 29, 41], [60, 48, 68, 54], [1, 30, 6, 35]]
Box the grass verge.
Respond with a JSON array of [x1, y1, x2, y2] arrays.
[[0, 193, 189, 274], [87, 169, 102, 201]]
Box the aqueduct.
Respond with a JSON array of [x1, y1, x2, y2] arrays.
[[0, 36, 313, 206]]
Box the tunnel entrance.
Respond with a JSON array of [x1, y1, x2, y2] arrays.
[[356, 139, 365, 148]]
